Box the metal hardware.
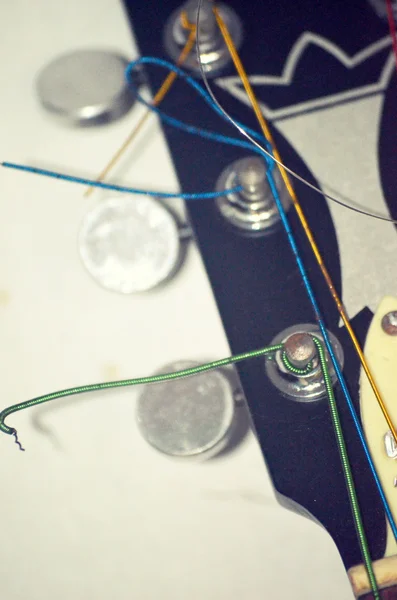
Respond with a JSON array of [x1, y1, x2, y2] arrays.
[[215, 156, 291, 233], [136, 361, 237, 459], [36, 49, 135, 126], [284, 333, 317, 369], [163, 0, 243, 76], [265, 324, 344, 402], [78, 196, 182, 293]]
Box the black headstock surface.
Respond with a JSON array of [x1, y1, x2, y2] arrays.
[[124, 0, 392, 573]]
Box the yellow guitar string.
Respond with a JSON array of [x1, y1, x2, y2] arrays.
[[212, 5, 397, 447], [84, 12, 196, 197]]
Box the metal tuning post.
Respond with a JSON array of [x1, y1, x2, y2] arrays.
[[215, 156, 291, 234], [265, 324, 344, 402], [163, 0, 243, 76]]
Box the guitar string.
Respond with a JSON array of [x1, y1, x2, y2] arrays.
[[3, 60, 397, 542], [84, 10, 197, 198], [210, 1, 397, 449], [1, 161, 243, 201], [0, 332, 380, 593], [118, 56, 397, 545], [198, 0, 397, 545], [203, 5, 386, 592], [4, 58, 397, 221], [202, 6, 379, 593], [125, 58, 397, 225], [124, 55, 397, 547], [2, 64, 269, 199], [386, 0, 397, 71], [284, 338, 379, 599], [0, 344, 283, 448], [0, 342, 381, 596]]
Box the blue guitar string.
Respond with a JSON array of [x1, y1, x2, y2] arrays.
[[266, 166, 397, 541], [125, 57, 272, 152], [125, 57, 397, 540], [1, 161, 242, 201], [2, 59, 273, 200]]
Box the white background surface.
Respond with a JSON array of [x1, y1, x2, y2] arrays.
[[0, 1, 354, 598]]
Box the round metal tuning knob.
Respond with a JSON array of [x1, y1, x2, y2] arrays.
[[163, 0, 243, 76], [36, 49, 136, 126], [78, 195, 188, 294], [265, 324, 344, 402], [136, 361, 241, 460], [215, 156, 291, 233]]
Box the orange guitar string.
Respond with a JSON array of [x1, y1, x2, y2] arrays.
[[84, 12, 196, 197], [212, 5, 397, 445]]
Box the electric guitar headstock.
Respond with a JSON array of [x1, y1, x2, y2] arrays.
[[1, 1, 396, 599], [126, 1, 397, 598]]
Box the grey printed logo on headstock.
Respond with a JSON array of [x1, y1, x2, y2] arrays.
[[215, 33, 393, 122], [215, 32, 397, 319]]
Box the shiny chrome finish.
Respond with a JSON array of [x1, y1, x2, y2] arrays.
[[284, 333, 317, 369], [136, 361, 237, 459], [36, 49, 135, 126], [216, 156, 291, 233], [78, 196, 181, 294], [163, 0, 243, 76], [265, 324, 344, 402]]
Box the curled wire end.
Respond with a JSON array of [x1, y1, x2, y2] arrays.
[[11, 429, 25, 452]]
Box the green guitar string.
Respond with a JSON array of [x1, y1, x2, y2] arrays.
[[0, 343, 283, 447], [0, 337, 379, 596], [284, 338, 379, 599], [281, 351, 314, 375]]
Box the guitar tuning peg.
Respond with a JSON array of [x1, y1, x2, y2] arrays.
[[78, 196, 184, 294], [185, 0, 218, 40], [163, 0, 243, 76], [265, 324, 344, 402], [135, 361, 244, 460], [35, 49, 137, 127], [215, 156, 291, 234], [284, 333, 317, 369]]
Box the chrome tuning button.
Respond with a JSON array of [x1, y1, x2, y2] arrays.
[[163, 0, 243, 76], [78, 196, 190, 294], [265, 324, 344, 402], [215, 156, 291, 233], [36, 49, 136, 126], [136, 361, 244, 460]]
